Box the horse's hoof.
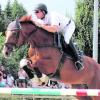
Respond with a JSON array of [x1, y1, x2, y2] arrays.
[[39, 74, 49, 85]]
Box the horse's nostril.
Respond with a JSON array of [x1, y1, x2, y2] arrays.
[[6, 52, 8, 55], [41, 82, 45, 85]]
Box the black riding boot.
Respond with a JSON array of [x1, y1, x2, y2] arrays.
[[69, 40, 84, 71]]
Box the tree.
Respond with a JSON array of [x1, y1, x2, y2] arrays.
[[11, 0, 27, 19], [75, 0, 94, 56], [0, 5, 1, 15], [0, 6, 5, 32], [2, 0, 27, 32], [4, 0, 12, 20], [98, 0, 100, 63], [2, 0, 12, 31]]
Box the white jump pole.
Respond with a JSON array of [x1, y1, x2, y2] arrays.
[[0, 88, 100, 96], [93, 0, 98, 62]]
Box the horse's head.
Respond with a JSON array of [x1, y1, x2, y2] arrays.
[[2, 16, 37, 58]]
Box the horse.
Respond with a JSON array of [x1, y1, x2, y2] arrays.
[[2, 16, 100, 100]]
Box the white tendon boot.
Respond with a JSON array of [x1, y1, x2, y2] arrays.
[[31, 74, 42, 86], [19, 58, 29, 68], [39, 74, 49, 85]]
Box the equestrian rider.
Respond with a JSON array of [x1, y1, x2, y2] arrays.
[[31, 3, 84, 71]]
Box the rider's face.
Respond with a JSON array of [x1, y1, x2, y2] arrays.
[[35, 10, 45, 19]]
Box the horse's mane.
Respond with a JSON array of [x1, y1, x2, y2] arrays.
[[19, 15, 34, 25]]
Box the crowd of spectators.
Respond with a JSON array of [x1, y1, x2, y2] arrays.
[[0, 65, 71, 89]]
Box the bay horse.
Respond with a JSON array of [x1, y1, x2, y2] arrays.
[[2, 16, 100, 100]]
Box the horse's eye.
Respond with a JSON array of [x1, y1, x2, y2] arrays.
[[11, 31, 18, 37], [14, 32, 18, 37]]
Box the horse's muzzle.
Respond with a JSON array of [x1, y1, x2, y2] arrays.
[[2, 45, 12, 58]]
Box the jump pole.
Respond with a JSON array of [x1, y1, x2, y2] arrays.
[[0, 88, 100, 96]]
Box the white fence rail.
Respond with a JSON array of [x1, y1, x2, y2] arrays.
[[0, 88, 100, 96], [0, 88, 100, 100]]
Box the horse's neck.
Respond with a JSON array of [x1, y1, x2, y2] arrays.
[[29, 28, 54, 47], [21, 22, 54, 47]]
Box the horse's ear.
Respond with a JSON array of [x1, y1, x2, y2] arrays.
[[15, 17, 21, 29], [15, 17, 19, 23]]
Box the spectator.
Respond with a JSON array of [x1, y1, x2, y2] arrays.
[[0, 65, 7, 79], [18, 68, 28, 88], [0, 71, 6, 87], [6, 73, 14, 87], [0, 65, 5, 71]]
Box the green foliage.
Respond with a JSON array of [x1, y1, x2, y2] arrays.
[[4, 0, 12, 19], [0, 0, 27, 32], [11, 0, 27, 19], [75, 0, 94, 56], [0, 10, 5, 32], [3, 0, 12, 30], [0, 32, 5, 52], [0, 5, 1, 15]]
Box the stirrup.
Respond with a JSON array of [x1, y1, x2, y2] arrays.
[[75, 61, 84, 71]]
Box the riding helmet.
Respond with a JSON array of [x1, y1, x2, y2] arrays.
[[34, 3, 48, 14]]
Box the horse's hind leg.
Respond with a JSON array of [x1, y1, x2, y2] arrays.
[[88, 69, 100, 100]]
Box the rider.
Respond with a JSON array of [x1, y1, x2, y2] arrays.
[[31, 3, 84, 71]]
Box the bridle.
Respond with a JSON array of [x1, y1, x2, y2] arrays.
[[4, 29, 21, 52], [4, 20, 37, 52]]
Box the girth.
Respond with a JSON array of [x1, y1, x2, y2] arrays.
[[47, 52, 66, 79]]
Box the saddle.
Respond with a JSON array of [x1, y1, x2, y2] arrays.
[[54, 34, 71, 56], [54, 34, 83, 59]]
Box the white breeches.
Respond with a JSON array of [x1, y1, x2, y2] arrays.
[[63, 20, 75, 44]]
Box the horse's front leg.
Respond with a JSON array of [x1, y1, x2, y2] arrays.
[[20, 58, 49, 85], [34, 67, 49, 85]]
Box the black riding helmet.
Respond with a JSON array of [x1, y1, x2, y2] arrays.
[[34, 3, 48, 14]]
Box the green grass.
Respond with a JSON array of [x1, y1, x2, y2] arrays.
[[0, 95, 77, 100]]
